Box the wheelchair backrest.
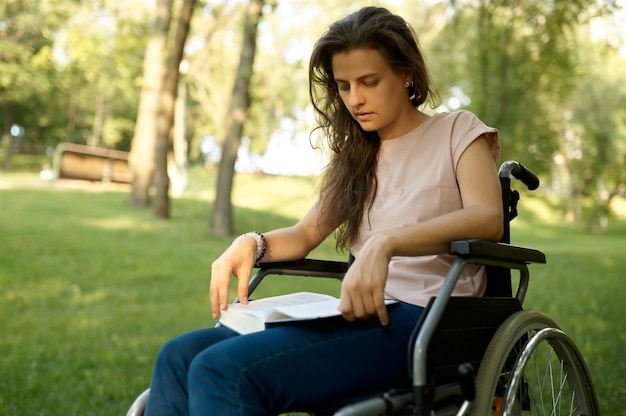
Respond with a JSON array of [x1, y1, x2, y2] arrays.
[[483, 176, 516, 297], [484, 161, 538, 298]]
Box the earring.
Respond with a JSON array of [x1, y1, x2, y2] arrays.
[[409, 81, 416, 101]]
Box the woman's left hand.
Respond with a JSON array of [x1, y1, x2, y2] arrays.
[[338, 234, 391, 326]]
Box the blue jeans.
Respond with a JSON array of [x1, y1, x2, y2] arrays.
[[144, 301, 424, 416]]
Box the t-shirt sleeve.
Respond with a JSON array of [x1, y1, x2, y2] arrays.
[[450, 110, 500, 169]]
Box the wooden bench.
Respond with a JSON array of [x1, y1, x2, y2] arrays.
[[52, 142, 131, 183]]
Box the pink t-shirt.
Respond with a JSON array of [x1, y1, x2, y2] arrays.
[[351, 110, 500, 307]]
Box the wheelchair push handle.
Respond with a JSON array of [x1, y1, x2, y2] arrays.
[[499, 161, 540, 190]]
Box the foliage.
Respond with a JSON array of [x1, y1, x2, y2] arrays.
[[424, 0, 626, 228], [2, 0, 625, 231], [561, 33, 626, 230], [0, 0, 70, 163], [0, 172, 624, 414], [428, 0, 610, 172], [0, 0, 148, 153], [0, 0, 66, 103], [183, 2, 242, 158]]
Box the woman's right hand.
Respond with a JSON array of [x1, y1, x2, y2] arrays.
[[209, 202, 333, 320], [209, 235, 258, 319]]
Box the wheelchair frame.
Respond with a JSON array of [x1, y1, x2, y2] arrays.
[[126, 161, 599, 416]]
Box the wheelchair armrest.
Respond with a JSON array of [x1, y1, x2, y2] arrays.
[[245, 258, 348, 298], [449, 239, 546, 265], [255, 258, 349, 277]]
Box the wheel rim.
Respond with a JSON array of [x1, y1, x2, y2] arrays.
[[502, 328, 597, 416], [472, 310, 598, 416]]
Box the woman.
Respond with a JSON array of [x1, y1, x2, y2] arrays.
[[145, 6, 503, 415]]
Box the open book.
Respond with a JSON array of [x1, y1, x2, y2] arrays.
[[217, 292, 342, 335], [217, 292, 398, 335]]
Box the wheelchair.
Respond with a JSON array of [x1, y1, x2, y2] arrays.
[[127, 161, 599, 416]]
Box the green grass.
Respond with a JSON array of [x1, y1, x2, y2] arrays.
[[1, 154, 50, 172], [506, 199, 626, 413], [0, 171, 624, 415]]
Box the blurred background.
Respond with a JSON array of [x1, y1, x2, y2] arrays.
[[1, 0, 625, 233]]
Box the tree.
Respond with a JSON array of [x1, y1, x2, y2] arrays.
[[428, 0, 612, 175], [128, 0, 172, 208], [174, 3, 234, 164], [128, 0, 196, 215], [561, 31, 626, 231], [210, 0, 266, 236], [153, 0, 196, 219], [60, 0, 148, 150], [1, 0, 148, 170], [429, 0, 624, 232], [0, 0, 67, 169]]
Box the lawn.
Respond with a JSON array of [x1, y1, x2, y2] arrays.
[[0, 169, 624, 415]]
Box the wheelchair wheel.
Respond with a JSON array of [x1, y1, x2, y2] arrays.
[[126, 388, 150, 416], [472, 310, 599, 415]]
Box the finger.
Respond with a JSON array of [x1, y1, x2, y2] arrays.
[[360, 294, 379, 319], [376, 300, 389, 326], [210, 290, 219, 319], [351, 295, 369, 320], [219, 283, 229, 309], [209, 266, 225, 317], [209, 272, 219, 318], [364, 289, 389, 326], [210, 286, 224, 319], [338, 294, 355, 322], [236, 268, 250, 304], [210, 285, 227, 319], [210, 274, 230, 319]]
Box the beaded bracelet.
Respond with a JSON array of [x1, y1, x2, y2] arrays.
[[234, 231, 267, 264]]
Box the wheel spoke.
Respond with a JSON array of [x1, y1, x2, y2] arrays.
[[473, 311, 597, 416]]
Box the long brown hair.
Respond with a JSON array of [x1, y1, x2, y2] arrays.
[[309, 6, 439, 252]]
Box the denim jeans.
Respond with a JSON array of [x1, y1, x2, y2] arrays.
[[144, 301, 424, 416]]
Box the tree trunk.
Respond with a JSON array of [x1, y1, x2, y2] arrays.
[[88, 92, 105, 147], [476, 0, 490, 119], [66, 87, 77, 143], [210, 0, 265, 236], [565, 170, 584, 224], [170, 80, 188, 197], [128, 0, 172, 208], [153, 0, 196, 219]]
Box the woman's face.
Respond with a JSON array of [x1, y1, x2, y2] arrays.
[[332, 48, 413, 140]]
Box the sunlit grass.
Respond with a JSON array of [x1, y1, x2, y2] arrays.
[[0, 171, 624, 414]]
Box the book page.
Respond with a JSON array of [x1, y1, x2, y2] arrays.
[[217, 292, 337, 334], [266, 298, 341, 321], [266, 298, 399, 322]]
